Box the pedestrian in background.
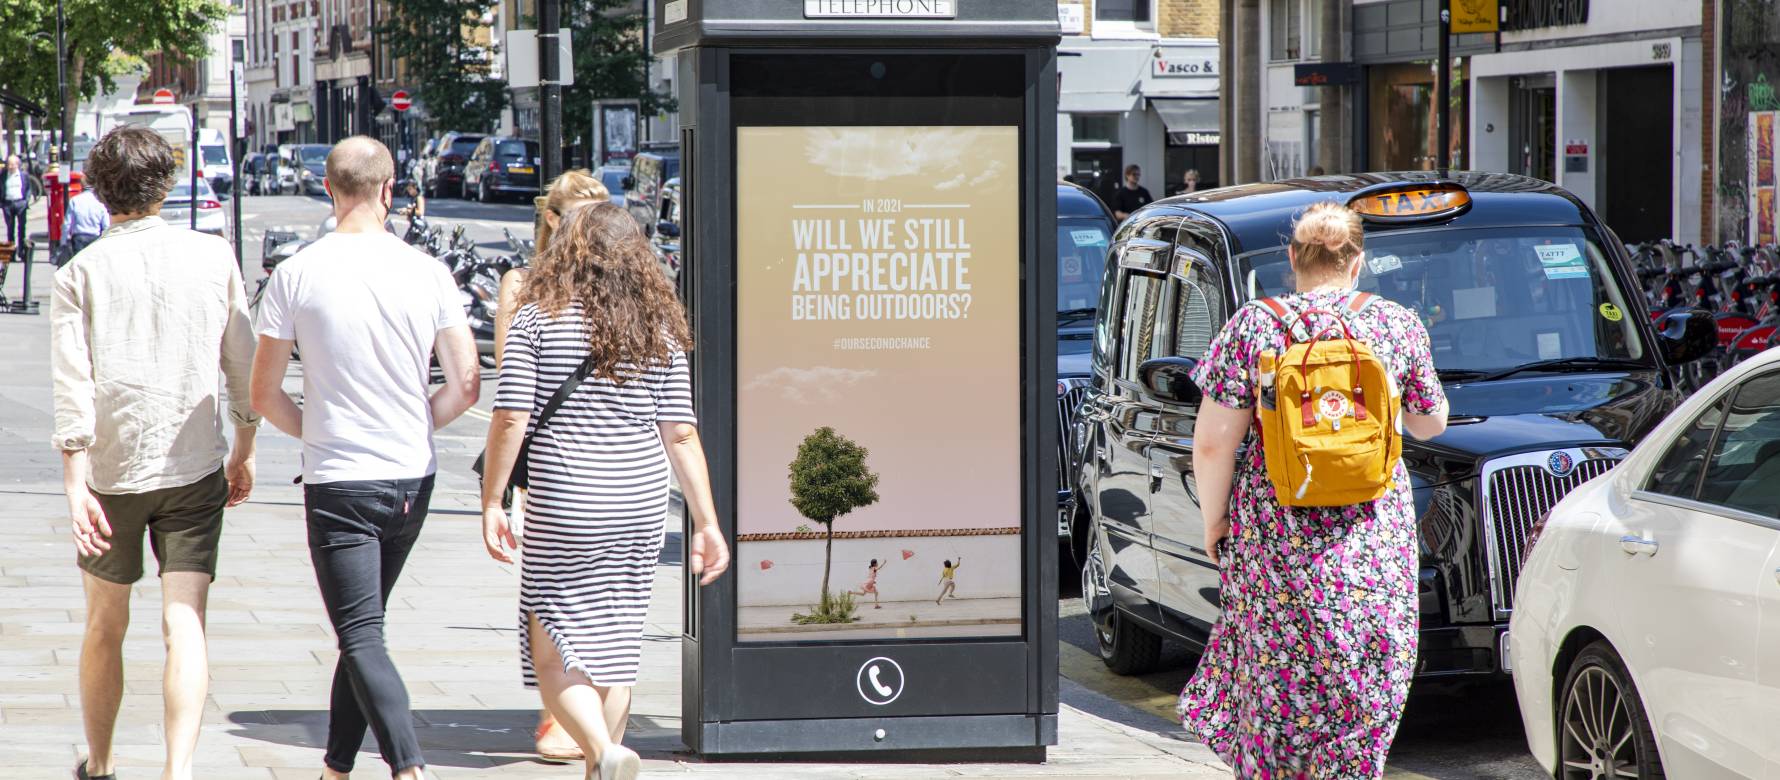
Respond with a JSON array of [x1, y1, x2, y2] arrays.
[[488, 167, 609, 762], [250, 136, 480, 780], [1180, 168, 1201, 195], [1177, 202, 1449, 778], [1112, 164, 1152, 221], [62, 185, 110, 261], [479, 203, 729, 780], [2, 154, 29, 246], [50, 125, 260, 780]]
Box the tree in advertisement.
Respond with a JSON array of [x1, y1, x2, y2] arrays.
[[558, 0, 674, 142], [0, 0, 226, 143], [787, 427, 879, 624], [379, 0, 507, 133]]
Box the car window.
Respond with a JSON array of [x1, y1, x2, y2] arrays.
[[1645, 397, 1726, 500], [1118, 271, 1166, 382], [450, 138, 482, 156], [201, 146, 228, 165], [496, 140, 531, 160], [1059, 218, 1111, 312], [1171, 250, 1223, 361], [1240, 225, 1642, 373], [1695, 370, 1780, 516], [601, 169, 627, 193]]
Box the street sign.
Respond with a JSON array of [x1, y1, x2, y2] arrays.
[[505, 29, 575, 89], [391, 90, 412, 111], [151, 88, 176, 105]]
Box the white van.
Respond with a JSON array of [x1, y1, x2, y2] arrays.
[[113, 106, 233, 196]]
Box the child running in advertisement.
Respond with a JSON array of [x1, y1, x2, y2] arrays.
[[936, 557, 963, 604], [849, 558, 887, 609]]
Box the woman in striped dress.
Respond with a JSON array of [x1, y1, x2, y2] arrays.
[[479, 203, 730, 780]]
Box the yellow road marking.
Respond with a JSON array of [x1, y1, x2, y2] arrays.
[[462, 406, 493, 421]]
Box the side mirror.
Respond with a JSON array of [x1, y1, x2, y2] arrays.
[[1658, 308, 1717, 364], [656, 220, 681, 239], [621, 175, 636, 190], [1138, 356, 1203, 405]]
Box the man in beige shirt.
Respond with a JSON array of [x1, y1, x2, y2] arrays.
[[49, 126, 260, 780]]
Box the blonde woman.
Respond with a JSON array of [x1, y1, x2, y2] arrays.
[[480, 203, 729, 780], [1177, 202, 1448, 778], [490, 170, 609, 761]]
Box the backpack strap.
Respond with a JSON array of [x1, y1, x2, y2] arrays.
[[1347, 291, 1379, 313]]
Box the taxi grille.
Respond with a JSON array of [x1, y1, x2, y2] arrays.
[[1056, 380, 1093, 490], [1485, 456, 1618, 613]]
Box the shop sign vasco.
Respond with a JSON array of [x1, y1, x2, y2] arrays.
[[1152, 48, 1216, 78], [804, 0, 955, 18]]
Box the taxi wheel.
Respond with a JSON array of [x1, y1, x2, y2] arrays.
[[1084, 540, 1160, 676], [1557, 642, 1664, 780]]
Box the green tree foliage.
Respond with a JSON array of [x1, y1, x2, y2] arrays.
[[379, 0, 506, 133], [0, 0, 228, 138], [788, 426, 881, 604], [558, 0, 674, 141]]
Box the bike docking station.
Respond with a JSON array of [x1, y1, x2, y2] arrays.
[[657, 0, 1062, 761]]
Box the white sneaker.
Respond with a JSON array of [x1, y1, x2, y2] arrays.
[[598, 744, 640, 780]]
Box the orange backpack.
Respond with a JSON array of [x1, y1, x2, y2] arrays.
[[1253, 293, 1401, 507]]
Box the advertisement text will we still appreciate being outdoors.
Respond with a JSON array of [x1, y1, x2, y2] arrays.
[[734, 126, 1022, 642]]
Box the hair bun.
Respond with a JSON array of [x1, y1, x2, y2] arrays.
[[1289, 201, 1365, 276]]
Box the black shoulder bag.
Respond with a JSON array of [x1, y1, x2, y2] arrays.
[[472, 354, 597, 508]]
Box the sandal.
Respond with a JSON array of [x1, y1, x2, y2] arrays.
[[74, 760, 116, 780], [535, 719, 585, 762]]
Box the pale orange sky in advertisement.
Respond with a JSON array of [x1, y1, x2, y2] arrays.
[[735, 126, 1022, 537]]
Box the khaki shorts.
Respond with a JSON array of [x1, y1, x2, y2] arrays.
[[78, 469, 228, 584]]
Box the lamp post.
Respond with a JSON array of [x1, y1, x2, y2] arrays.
[[56, 0, 70, 170], [539, 0, 562, 185]]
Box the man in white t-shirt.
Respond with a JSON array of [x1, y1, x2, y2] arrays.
[[249, 136, 478, 780]]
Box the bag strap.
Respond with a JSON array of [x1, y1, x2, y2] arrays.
[[526, 353, 598, 443]]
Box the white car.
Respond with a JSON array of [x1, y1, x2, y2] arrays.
[[1511, 345, 1780, 779], [161, 179, 229, 237]]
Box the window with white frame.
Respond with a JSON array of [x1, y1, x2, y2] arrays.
[[1270, 0, 1303, 61], [1096, 0, 1151, 26], [1306, 0, 1323, 58]]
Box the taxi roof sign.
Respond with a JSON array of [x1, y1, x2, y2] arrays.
[[1348, 182, 1472, 223]]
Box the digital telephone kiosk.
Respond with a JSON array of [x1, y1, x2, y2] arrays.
[[658, 0, 1064, 760]]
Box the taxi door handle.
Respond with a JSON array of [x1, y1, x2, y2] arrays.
[[1149, 463, 1166, 492], [1618, 535, 1659, 557]]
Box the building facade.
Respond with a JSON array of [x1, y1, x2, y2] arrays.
[[136, 0, 248, 134], [1057, 0, 1221, 202]]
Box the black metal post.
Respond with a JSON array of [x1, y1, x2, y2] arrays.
[[56, 0, 69, 169], [231, 69, 243, 272], [190, 103, 199, 231], [539, 0, 563, 185], [1436, 0, 1451, 171]]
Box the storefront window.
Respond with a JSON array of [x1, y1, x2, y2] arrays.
[[1367, 59, 1468, 170], [1072, 114, 1121, 145]]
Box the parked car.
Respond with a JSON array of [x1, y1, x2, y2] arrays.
[[160, 178, 229, 237], [463, 136, 540, 203], [652, 177, 682, 277], [425, 131, 486, 198], [597, 165, 628, 206], [1055, 180, 1115, 576], [242, 153, 271, 196], [197, 127, 232, 196], [292, 144, 331, 195], [623, 149, 680, 237], [1073, 172, 1717, 677], [1510, 346, 1780, 779]]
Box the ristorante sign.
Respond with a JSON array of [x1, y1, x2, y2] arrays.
[[1503, 0, 1587, 31]]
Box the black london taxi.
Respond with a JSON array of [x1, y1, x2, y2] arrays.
[[1069, 171, 1718, 678], [1055, 179, 1117, 570]]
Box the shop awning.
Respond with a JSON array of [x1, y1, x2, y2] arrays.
[[1150, 98, 1220, 146]]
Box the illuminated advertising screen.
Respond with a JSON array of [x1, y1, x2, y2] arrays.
[[734, 125, 1022, 642]]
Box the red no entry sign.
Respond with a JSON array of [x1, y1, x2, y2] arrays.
[[151, 88, 176, 105], [391, 90, 412, 111]]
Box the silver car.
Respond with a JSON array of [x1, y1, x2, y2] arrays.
[[161, 179, 229, 237]]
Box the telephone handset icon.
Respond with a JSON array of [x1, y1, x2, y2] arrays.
[[868, 664, 893, 697]]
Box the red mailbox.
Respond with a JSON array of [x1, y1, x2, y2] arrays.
[[45, 169, 85, 245]]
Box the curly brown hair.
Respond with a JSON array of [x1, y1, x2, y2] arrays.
[[518, 202, 691, 383], [85, 126, 176, 215]]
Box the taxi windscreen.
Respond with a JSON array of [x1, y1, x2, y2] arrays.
[[1239, 226, 1643, 374]]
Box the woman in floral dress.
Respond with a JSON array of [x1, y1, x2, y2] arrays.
[[1178, 201, 1450, 779]]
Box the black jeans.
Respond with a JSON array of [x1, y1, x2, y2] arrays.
[[2, 198, 25, 245], [304, 475, 434, 774]]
